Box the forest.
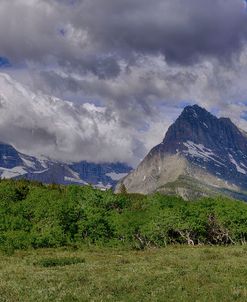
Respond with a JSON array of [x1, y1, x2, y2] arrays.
[[1, 179, 247, 254]]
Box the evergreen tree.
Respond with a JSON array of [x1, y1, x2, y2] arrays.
[[119, 183, 127, 194]]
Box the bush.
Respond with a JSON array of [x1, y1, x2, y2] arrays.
[[36, 257, 85, 267], [0, 179, 247, 251]]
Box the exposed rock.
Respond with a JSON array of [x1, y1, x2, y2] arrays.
[[117, 105, 247, 200]]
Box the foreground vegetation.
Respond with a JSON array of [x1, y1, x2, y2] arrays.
[[1, 179, 247, 253], [1, 245, 247, 301], [1, 180, 247, 301]]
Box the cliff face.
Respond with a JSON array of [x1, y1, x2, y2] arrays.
[[117, 105, 247, 200]]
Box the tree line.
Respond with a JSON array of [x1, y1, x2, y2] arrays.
[[1, 179, 247, 253]]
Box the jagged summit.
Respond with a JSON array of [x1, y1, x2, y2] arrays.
[[180, 104, 213, 117], [117, 105, 247, 201], [161, 104, 218, 150], [159, 104, 246, 154]]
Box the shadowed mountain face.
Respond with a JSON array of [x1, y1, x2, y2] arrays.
[[0, 142, 131, 189], [117, 105, 247, 200]]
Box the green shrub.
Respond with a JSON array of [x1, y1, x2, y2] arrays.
[[36, 257, 85, 267], [0, 179, 247, 250]]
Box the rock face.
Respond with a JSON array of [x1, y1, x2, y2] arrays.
[[117, 105, 247, 200], [0, 142, 131, 189]]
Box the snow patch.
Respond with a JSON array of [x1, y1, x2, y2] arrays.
[[21, 156, 36, 169], [0, 166, 27, 179], [228, 154, 246, 174], [64, 176, 88, 185], [94, 182, 112, 191], [183, 141, 225, 166], [240, 162, 247, 169], [33, 169, 49, 174], [106, 172, 128, 181], [192, 111, 198, 118]]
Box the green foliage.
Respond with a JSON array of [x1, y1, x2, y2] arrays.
[[1, 179, 247, 251], [36, 257, 85, 267], [119, 183, 127, 194]]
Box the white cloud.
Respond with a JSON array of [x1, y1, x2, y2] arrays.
[[0, 72, 148, 165]]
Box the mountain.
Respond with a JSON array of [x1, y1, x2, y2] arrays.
[[0, 142, 131, 189], [116, 105, 247, 200]]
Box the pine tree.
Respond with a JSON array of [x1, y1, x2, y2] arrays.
[[119, 183, 127, 195]]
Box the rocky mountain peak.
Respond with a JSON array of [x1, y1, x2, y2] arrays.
[[160, 105, 216, 154], [161, 105, 246, 154], [181, 104, 213, 119], [118, 104, 247, 200]]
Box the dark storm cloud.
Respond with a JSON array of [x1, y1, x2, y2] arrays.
[[1, 0, 247, 70], [1, 0, 247, 164], [72, 0, 247, 64]]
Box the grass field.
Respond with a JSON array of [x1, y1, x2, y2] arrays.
[[0, 246, 247, 302]]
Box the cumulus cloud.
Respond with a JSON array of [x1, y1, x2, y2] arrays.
[[0, 73, 149, 164], [0, 0, 247, 165]]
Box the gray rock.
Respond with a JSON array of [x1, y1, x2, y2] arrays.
[[117, 105, 247, 200]]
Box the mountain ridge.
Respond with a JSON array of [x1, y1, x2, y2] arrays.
[[0, 141, 131, 189], [117, 105, 247, 200]]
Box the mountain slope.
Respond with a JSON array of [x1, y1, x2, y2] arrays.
[[116, 105, 247, 200], [0, 142, 131, 188]]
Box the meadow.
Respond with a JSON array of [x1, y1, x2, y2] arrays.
[[1, 245, 247, 301]]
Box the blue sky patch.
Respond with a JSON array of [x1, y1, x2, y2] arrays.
[[0, 57, 11, 68]]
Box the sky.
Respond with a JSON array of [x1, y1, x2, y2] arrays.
[[1, 0, 247, 166]]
